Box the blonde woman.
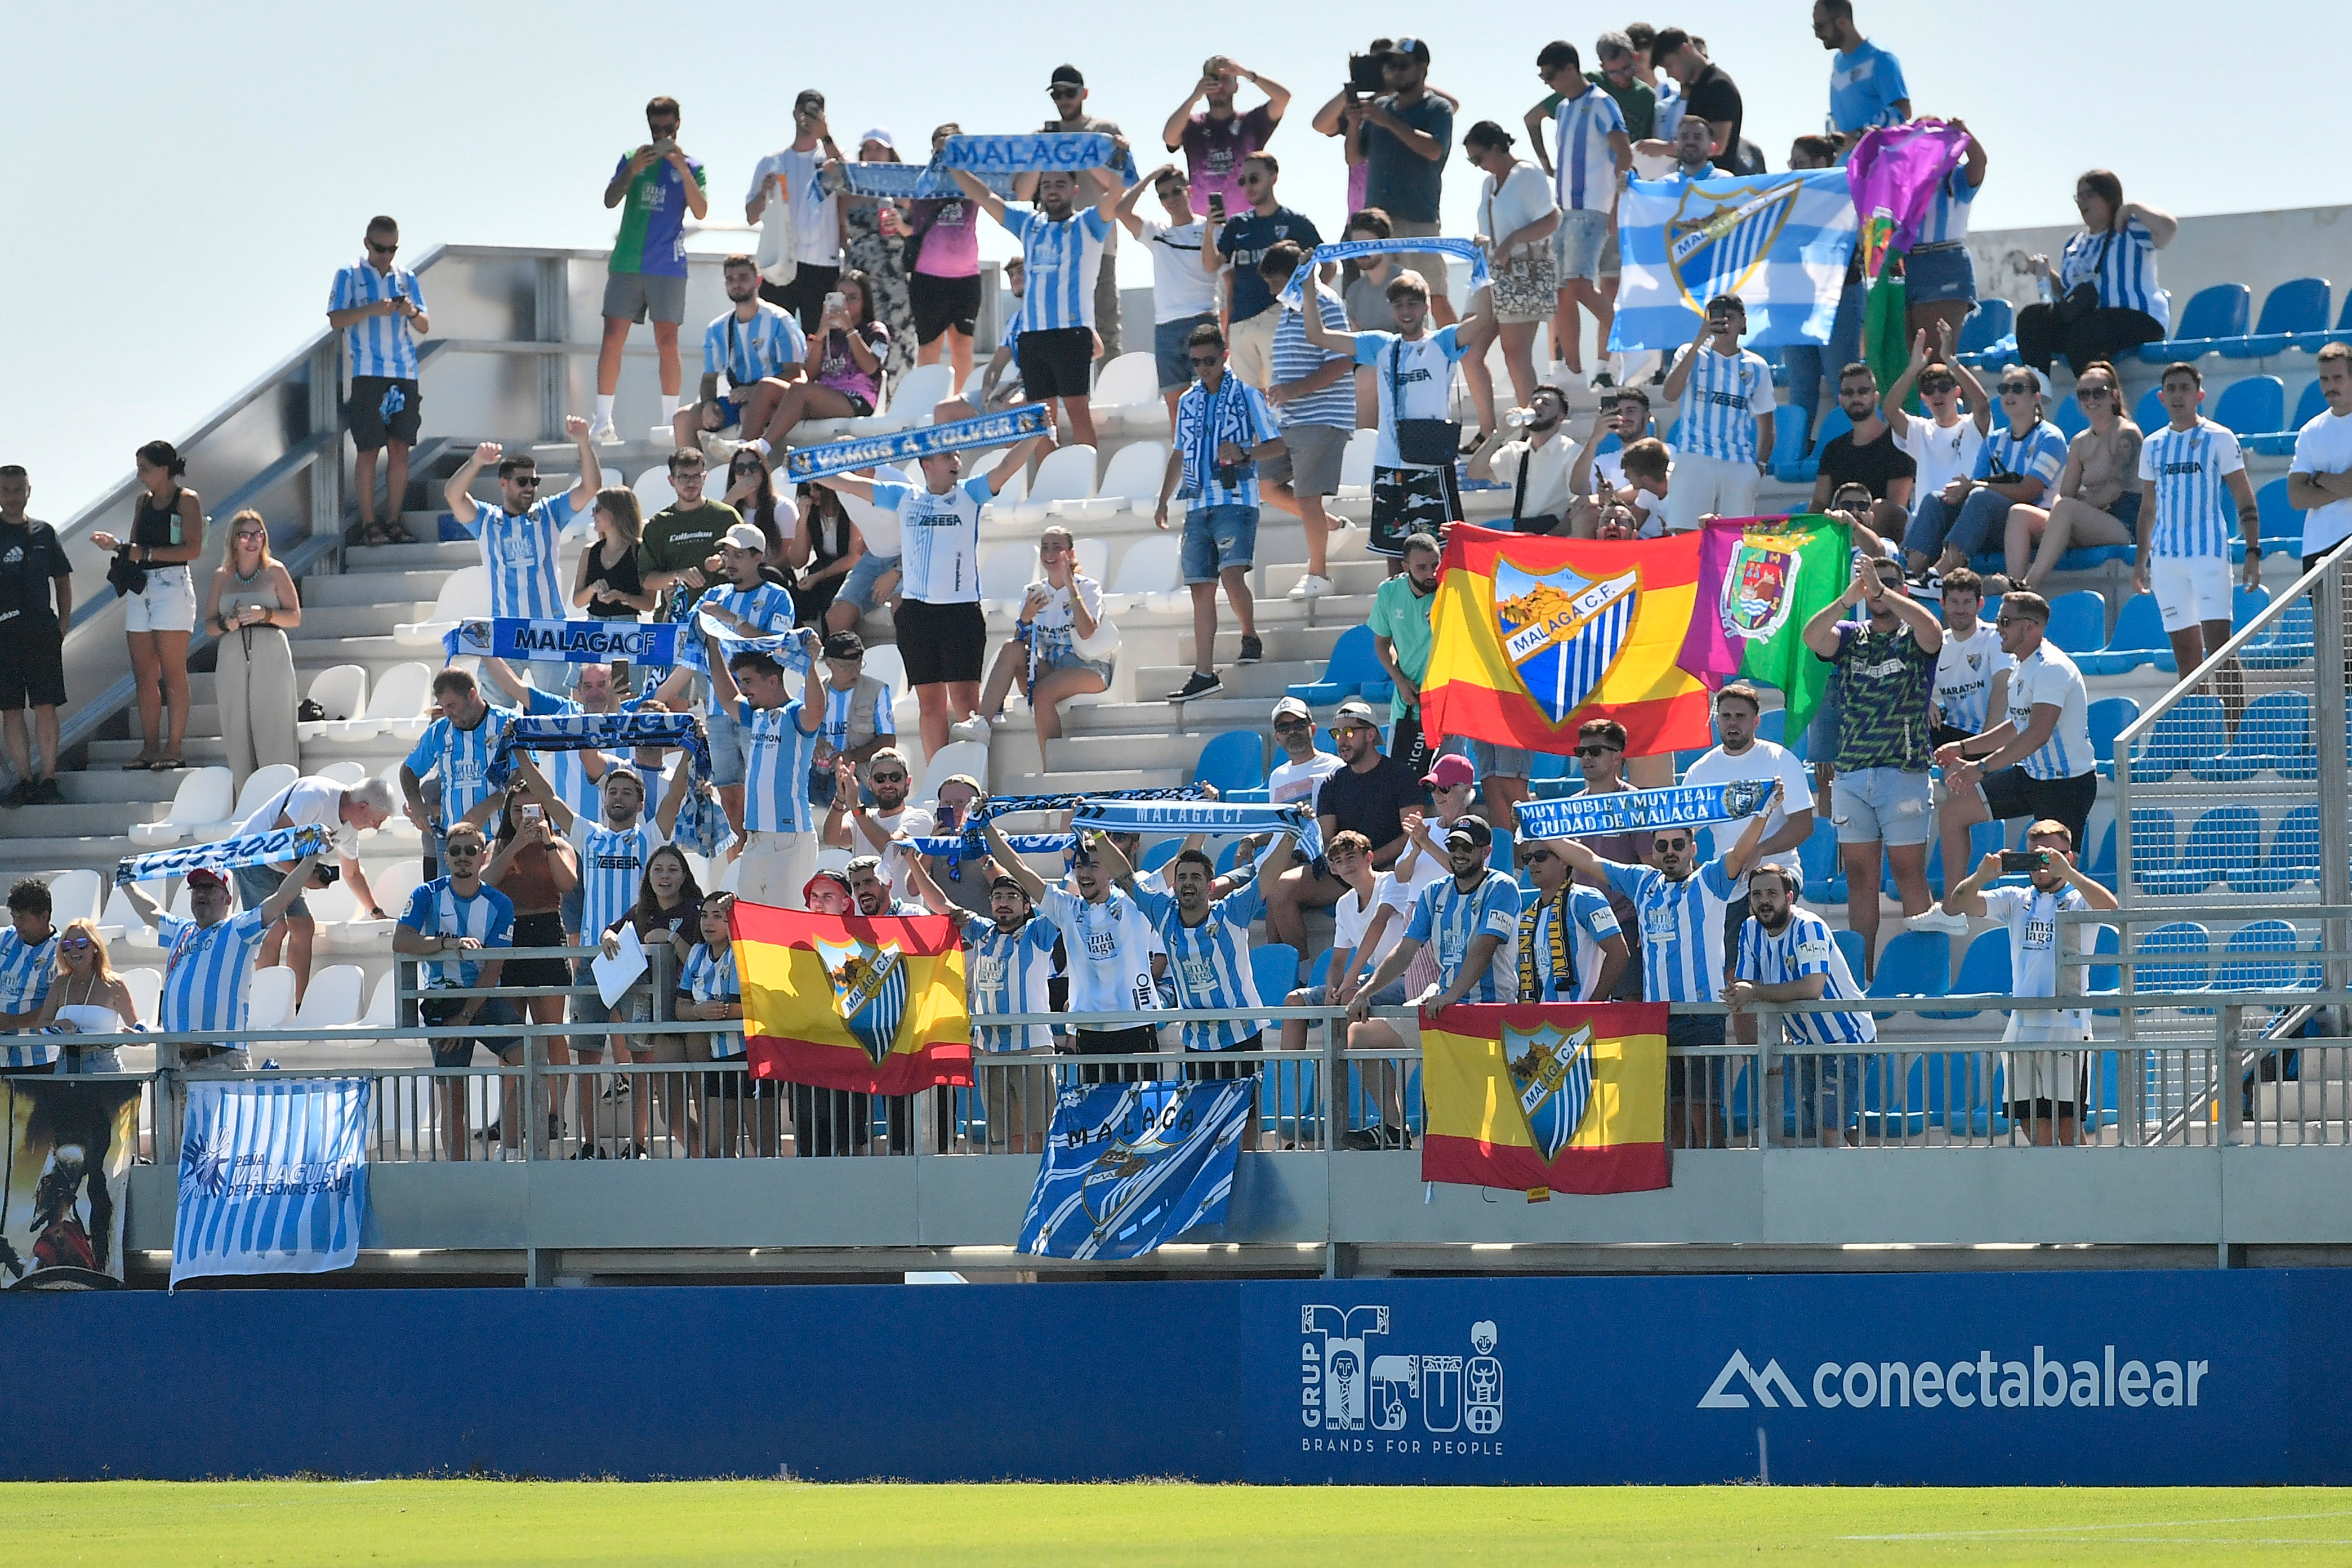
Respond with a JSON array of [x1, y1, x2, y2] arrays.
[[35, 920, 141, 1075], [962, 525, 1107, 766], [203, 510, 300, 781], [574, 486, 655, 618]]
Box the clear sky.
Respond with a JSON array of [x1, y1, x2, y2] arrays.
[[9, 1, 2349, 523]]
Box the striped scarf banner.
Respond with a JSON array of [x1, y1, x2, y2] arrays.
[[936, 132, 1119, 175], [782, 404, 1050, 484], [115, 824, 333, 886], [823, 161, 1019, 200], [1069, 798, 1323, 863], [171, 1078, 372, 1289], [1513, 781, 1773, 842], [443, 617, 679, 667], [489, 712, 711, 787], [693, 612, 821, 666], [1277, 237, 1489, 310]]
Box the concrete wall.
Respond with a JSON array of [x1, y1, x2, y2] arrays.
[[1969, 203, 2352, 318]]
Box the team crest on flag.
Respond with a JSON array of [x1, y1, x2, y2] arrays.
[[1494, 559, 1637, 724], [1506, 1019, 1596, 1163], [1668, 179, 1806, 310], [1720, 539, 1802, 640], [813, 936, 908, 1067]]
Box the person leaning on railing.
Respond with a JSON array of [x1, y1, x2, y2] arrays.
[[390, 822, 519, 1162]]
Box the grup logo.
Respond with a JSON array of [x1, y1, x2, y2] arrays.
[[1300, 1306, 1503, 1456]]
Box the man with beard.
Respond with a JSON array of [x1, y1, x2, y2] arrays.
[[1467, 384, 1577, 535]]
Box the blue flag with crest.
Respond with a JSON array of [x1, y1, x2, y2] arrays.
[[1610, 169, 1857, 350], [171, 1079, 372, 1289], [1018, 1080, 1251, 1260]]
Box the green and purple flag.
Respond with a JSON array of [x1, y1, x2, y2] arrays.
[[1677, 516, 1854, 741]]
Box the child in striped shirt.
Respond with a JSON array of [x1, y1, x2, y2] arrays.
[[680, 894, 771, 1157]]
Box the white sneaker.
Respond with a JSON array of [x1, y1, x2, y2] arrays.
[[1908, 903, 1972, 935], [949, 716, 992, 745], [701, 433, 746, 462], [1287, 573, 1334, 601], [586, 418, 623, 446]]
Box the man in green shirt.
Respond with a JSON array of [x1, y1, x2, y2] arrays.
[[1367, 531, 1441, 776], [639, 446, 742, 706]]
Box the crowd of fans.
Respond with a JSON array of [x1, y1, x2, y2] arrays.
[[3, 10, 2349, 1159]]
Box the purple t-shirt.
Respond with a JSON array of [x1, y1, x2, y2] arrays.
[[817, 322, 891, 406], [1179, 103, 1276, 213], [910, 196, 981, 279]]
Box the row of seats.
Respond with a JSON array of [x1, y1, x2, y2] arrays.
[[2127, 692, 2346, 784], [2130, 804, 2324, 897], [128, 761, 409, 849], [2142, 278, 2352, 363]]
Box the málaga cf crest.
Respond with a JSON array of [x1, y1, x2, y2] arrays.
[[1494, 560, 1636, 724], [812, 936, 908, 1066], [1667, 179, 1804, 311], [1505, 1021, 1595, 1162]]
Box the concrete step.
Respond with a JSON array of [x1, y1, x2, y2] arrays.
[[297, 569, 456, 608], [42, 772, 216, 807], [101, 705, 222, 741], [287, 634, 455, 672], [1173, 622, 1350, 669], [1044, 733, 1215, 775], [90, 738, 229, 767], [283, 604, 430, 640], [991, 765, 1186, 796], [0, 835, 142, 876], [1134, 663, 1316, 702], [345, 540, 480, 573], [0, 801, 168, 840]]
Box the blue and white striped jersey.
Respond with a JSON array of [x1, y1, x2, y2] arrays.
[[569, 816, 666, 941], [1670, 345, 1775, 464], [1405, 870, 1524, 1004], [701, 302, 807, 387], [1931, 623, 2012, 736], [1004, 207, 1114, 333], [680, 941, 743, 1058], [404, 703, 522, 834], [157, 909, 274, 1034], [1915, 163, 1980, 246], [1736, 907, 1874, 1046], [0, 928, 59, 1067], [818, 680, 893, 756], [1551, 87, 1628, 212], [2138, 418, 2245, 560], [1601, 856, 1742, 1003], [519, 688, 624, 822], [1270, 287, 1357, 431], [1174, 374, 1282, 510], [1132, 881, 1268, 1051], [2004, 644, 2093, 782], [738, 698, 822, 835], [963, 913, 1059, 1053], [462, 493, 577, 621], [398, 879, 515, 990], [2057, 216, 2168, 331], [1974, 418, 2069, 507], [684, 579, 798, 680], [329, 258, 427, 380], [1520, 885, 1623, 1003], [873, 476, 994, 604]]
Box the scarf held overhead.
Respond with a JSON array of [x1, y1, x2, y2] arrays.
[[488, 711, 711, 787], [1278, 237, 1489, 310], [782, 404, 1049, 484], [117, 824, 334, 885], [935, 133, 1119, 175], [1069, 798, 1323, 865], [443, 618, 679, 667]]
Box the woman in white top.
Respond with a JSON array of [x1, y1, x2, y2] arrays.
[[963, 525, 1108, 767], [1460, 121, 1561, 446], [35, 920, 141, 1075]]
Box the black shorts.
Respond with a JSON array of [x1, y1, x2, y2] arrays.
[[1981, 767, 2099, 852], [1369, 465, 1460, 558], [894, 599, 987, 687], [348, 375, 422, 447], [0, 629, 67, 710], [1069, 1023, 1160, 1084], [1016, 327, 1094, 401], [910, 271, 983, 344], [503, 911, 572, 990], [763, 265, 841, 336], [1186, 1033, 1263, 1081], [710, 1062, 778, 1099]]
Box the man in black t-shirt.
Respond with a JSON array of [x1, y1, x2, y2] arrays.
[[1652, 29, 1743, 174], [1809, 362, 1914, 547], [1264, 697, 1426, 947], [0, 467, 72, 807]]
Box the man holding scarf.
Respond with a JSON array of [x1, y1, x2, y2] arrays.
[[1516, 834, 1629, 1003], [1156, 323, 1285, 701], [119, 850, 323, 1072]]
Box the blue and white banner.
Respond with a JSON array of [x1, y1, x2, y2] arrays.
[[1279, 238, 1489, 310], [782, 404, 1049, 484], [115, 824, 333, 886], [692, 613, 820, 667], [962, 786, 1206, 856], [911, 831, 1071, 858], [1071, 798, 1322, 865], [1514, 781, 1772, 843], [937, 133, 1119, 176], [1018, 1079, 1251, 1260], [443, 617, 678, 667], [171, 1078, 372, 1289], [823, 161, 1018, 200], [488, 712, 711, 787], [1610, 169, 1858, 350]]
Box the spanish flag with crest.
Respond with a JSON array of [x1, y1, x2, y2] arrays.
[[1420, 525, 1713, 759], [734, 901, 973, 1095], [1419, 1002, 1670, 1196]]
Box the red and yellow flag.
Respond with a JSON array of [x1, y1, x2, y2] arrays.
[[1419, 1001, 1670, 1196], [734, 901, 973, 1095], [1420, 525, 1713, 759]]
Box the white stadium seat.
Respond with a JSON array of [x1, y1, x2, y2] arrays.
[[318, 760, 369, 787], [356, 972, 398, 1037], [978, 544, 1038, 618], [102, 884, 150, 947], [1012, 444, 1097, 525], [246, 966, 298, 1032], [127, 767, 236, 848], [1073, 537, 1109, 583], [296, 665, 368, 741], [197, 763, 299, 841], [1089, 351, 1161, 434], [1103, 533, 1183, 613], [1095, 440, 1169, 512], [119, 968, 161, 1025], [862, 644, 906, 696], [917, 740, 988, 804], [634, 468, 677, 516], [43, 868, 103, 930], [295, 964, 366, 1031], [328, 661, 434, 746], [394, 566, 491, 647]]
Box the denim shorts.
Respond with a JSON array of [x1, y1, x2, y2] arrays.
[[1904, 243, 1976, 306], [704, 697, 749, 788], [1551, 208, 1612, 283], [233, 862, 308, 921], [837, 551, 900, 616], [1181, 504, 1259, 583], [1155, 313, 1218, 394], [1831, 766, 1933, 846], [427, 996, 522, 1069], [1462, 737, 1533, 780], [1039, 646, 1114, 685]]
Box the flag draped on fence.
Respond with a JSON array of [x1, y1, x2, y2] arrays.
[[781, 404, 1049, 484], [1018, 1080, 1252, 1259], [1420, 525, 1713, 760], [1513, 782, 1775, 843], [171, 1079, 372, 1288], [443, 617, 678, 667], [734, 901, 972, 1095], [1848, 121, 1971, 403], [115, 824, 333, 885], [1419, 1002, 1671, 1197], [1610, 170, 1857, 350], [1677, 515, 1854, 739]]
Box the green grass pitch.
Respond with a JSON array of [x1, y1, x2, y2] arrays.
[[5, 1482, 2349, 1564]]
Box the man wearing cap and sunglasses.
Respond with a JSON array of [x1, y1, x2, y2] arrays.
[[1265, 697, 1423, 950], [1266, 696, 1343, 812], [1026, 65, 1140, 362], [118, 850, 324, 1072]]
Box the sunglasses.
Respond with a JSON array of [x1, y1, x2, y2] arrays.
[[1522, 848, 1556, 865], [2078, 386, 2114, 400], [1575, 744, 1620, 758], [60, 937, 93, 950], [1332, 723, 1375, 736], [1188, 351, 1223, 365], [1998, 382, 2035, 395], [510, 475, 541, 489], [868, 772, 907, 785], [1655, 838, 1690, 852], [367, 240, 398, 255], [1273, 718, 1311, 732], [1919, 378, 1957, 393], [1049, 86, 1082, 99]]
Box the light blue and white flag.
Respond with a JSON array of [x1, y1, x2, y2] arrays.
[[1071, 798, 1323, 865], [782, 404, 1049, 484], [911, 831, 1071, 858], [1018, 1079, 1251, 1260], [115, 824, 333, 886], [171, 1078, 372, 1289], [824, 161, 1018, 200], [488, 711, 711, 787], [937, 133, 1119, 176], [1514, 780, 1773, 842], [1278, 238, 1489, 310], [443, 617, 678, 667], [1610, 168, 1857, 350]]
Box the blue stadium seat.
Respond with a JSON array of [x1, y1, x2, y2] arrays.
[[1192, 729, 1268, 795], [2210, 375, 2286, 439], [1250, 943, 1301, 1004], [2042, 590, 2106, 654], [2190, 691, 2314, 782], [1798, 817, 1847, 905], [1307, 947, 1336, 990], [1911, 820, 2004, 901], [2215, 920, 2303, 992], [2246, 379, 2329, 455], [2136, 282, 2249, 360], [2127, 807, 2179, 888], [1924, 928, 2013, 1021], [2075, 595, 2166, 675], [2134, 921, 2212, 994], [2052, 395, 2089, 439], [2132, 386, 2167, 435], [1867, 931, 1951, 1013], [2088, 696, 2139, 776], [2225, 277, 2333, 358], [1756, 709, 1787, 746], [2242, 598, 2315, 670], [2138, 804, 2261, 896], [1770, 400, 1814, 482], [2124, 696, 2225, 782], [2277, 289, 2352, 355], [1139, 840, 1181, 875], [1833, 929, 1866, 981], [2233, 477, 2301, 562], [2229, 805, 2322, 895], [1778, 405, 1850, 484], [1956, 297, 2015, 357], [2233, 584, 2271, 631], [2087, 819, 2117, 884], [1284, 625, 1384, 704]]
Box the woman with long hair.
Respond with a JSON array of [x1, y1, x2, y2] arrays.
[[90, 439, 206, 770], [2015, 168, 2177, 377], [747, 271, 892, 449], [838, 130, 919, 382], [964, 525, 1109, 766], [597, 843, 704, 1157], [2003, 359, 2145, 591], [786, 479, 864, 626], [720, 450, 798, 586], [34, 920, 141, 1076], [202, 510, 300, 782], [573, 485, 655, 618], [484, 778, 582, 1151]]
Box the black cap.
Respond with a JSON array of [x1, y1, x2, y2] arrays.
[[794, 88, 825, 110], [990, 874, 1030, 898], [1445, 817, 1495, 850], [1049, 64, 1085, 87], [1377, 36, 1431, 65], [823, 630, 865, 660]]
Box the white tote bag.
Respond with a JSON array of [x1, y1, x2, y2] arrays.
[[755, 173, 798, 288]]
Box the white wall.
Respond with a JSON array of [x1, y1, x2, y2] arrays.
[[1970, 204, 2352, 318]]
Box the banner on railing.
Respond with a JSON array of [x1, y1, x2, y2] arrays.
[[1419, 1001, 1671, 1197], [1513, 782, 1772, 843], [171, 1079, 372, 1289], [781, 404, 1049, 484], [1018, 1079, 1252, 1260], [443, 617, 679, 667], [736, 901, 972, 1094], [2, 1079, 139, 1290]]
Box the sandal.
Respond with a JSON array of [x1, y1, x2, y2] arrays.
[[121, 755, 155, 772], [381, 519, 418, 544], [358, 521, 392, 548], [153, 756, 184, 772]]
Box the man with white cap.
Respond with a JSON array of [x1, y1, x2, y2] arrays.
[[1266, 696, 1343, 813], [1266, 697, 1423, 949], [692, 520, 802, 838]]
